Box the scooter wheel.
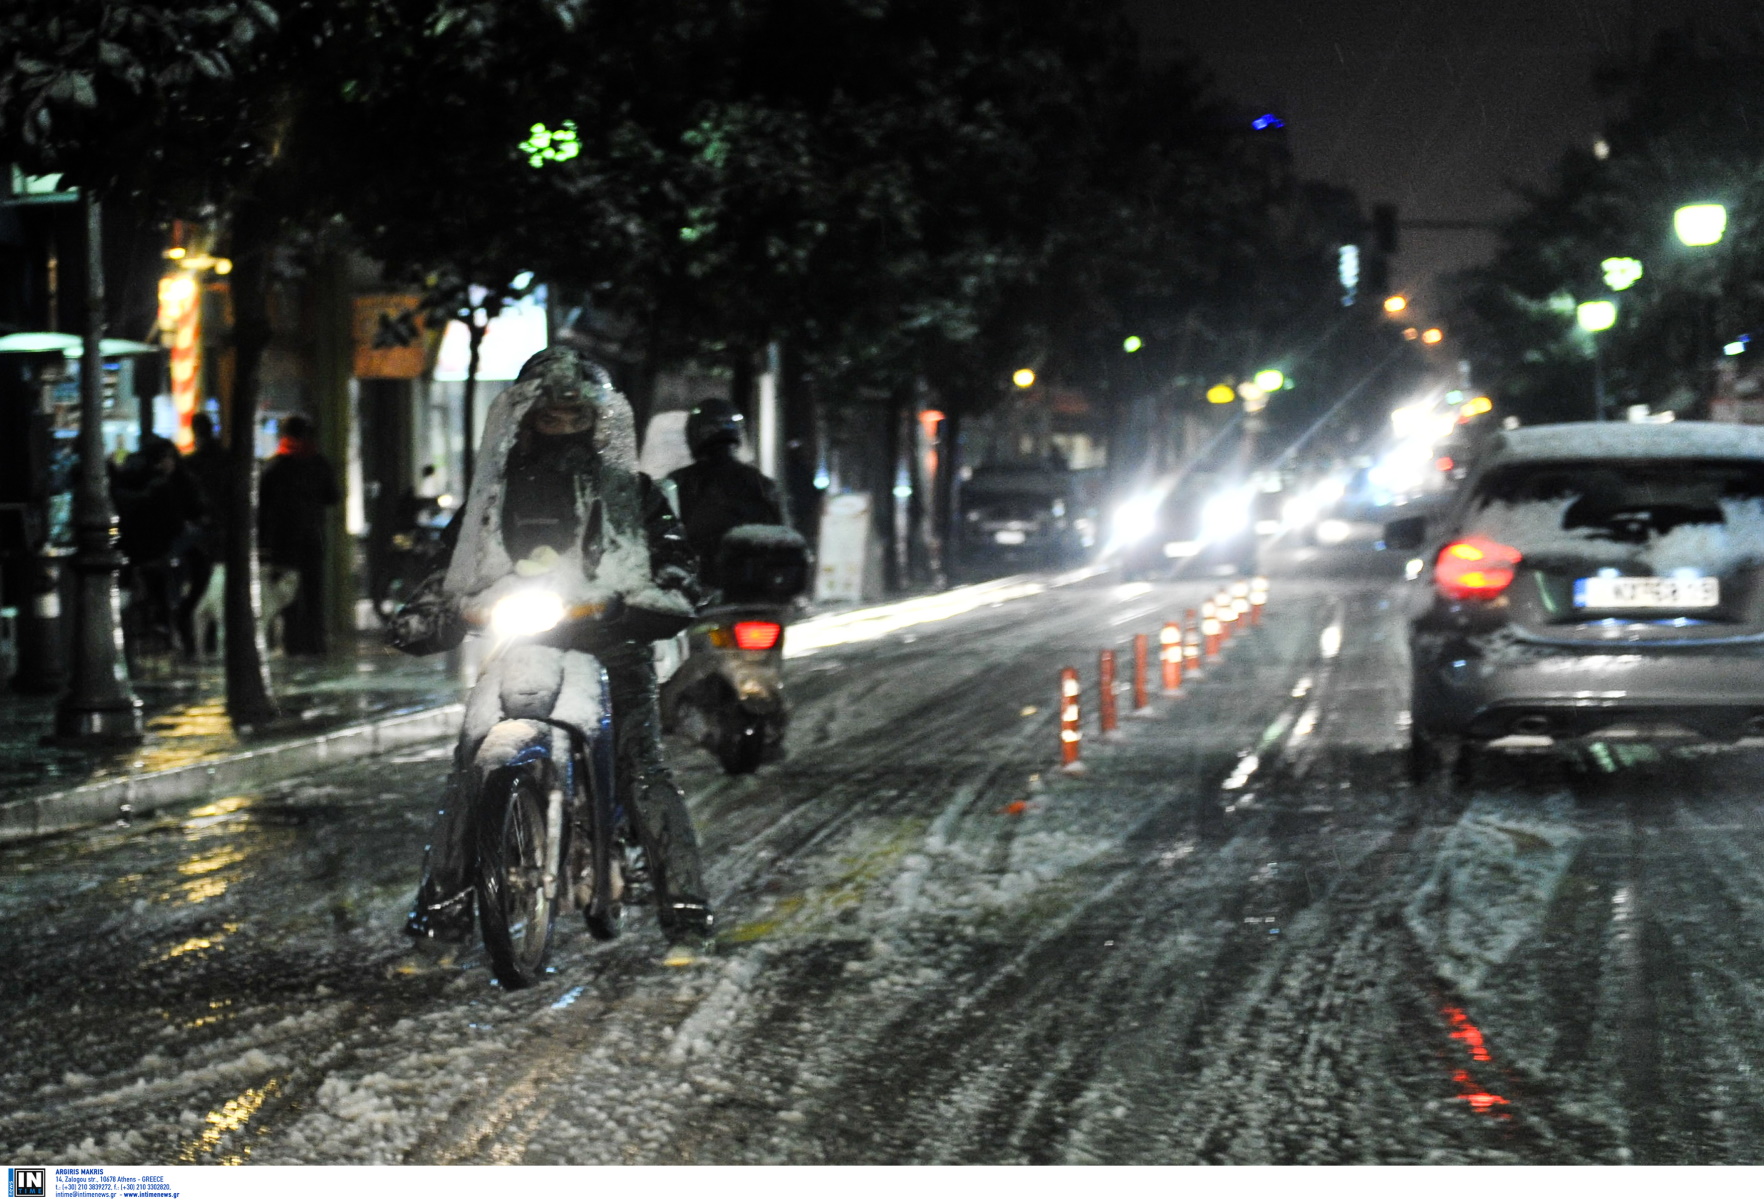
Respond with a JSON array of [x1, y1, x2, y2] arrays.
[[718, 706, 766, 776]]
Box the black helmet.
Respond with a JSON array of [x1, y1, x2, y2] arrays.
[[686, 398, 744, 458]]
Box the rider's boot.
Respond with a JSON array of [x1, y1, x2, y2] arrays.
[[604, 644, 714, 942], [405, 768, 477, 943], [641, 772, 714, 941]]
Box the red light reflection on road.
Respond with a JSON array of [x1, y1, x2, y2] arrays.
[[1441, 1005, 1510, 1114], [1451, 1069, 1510, 1113], [1443, 1005, 1492, 1061]]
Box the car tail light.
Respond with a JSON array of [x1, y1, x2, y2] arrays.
[[1435, 537, 1521, 601], [732, 620, 783, 650]]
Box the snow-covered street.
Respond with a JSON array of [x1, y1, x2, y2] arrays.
[[7, 556, 1764, 1164]]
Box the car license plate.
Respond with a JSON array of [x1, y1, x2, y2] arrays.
[[993, 529, 1027, 545], [1574, 575, 1719, 609]]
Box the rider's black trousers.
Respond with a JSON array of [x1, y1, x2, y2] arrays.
[[409, 642, 709, 928]]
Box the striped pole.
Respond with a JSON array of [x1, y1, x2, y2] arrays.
[[1215, 590, 1237, 643], [1159, 621, 1183, 695], [1099, 649, 1119, 735], [1202, 601, 1223, 660], [1133, 633, 1150, 711], [1059, 667, 1082, 768], [1231, 580, 1252, 625], [1183, 609, 1203, 678]]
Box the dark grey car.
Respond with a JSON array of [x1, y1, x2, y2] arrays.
[[1399, 421, 1764, 779]]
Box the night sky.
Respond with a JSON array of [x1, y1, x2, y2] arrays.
[[1126, 0, 1764, 324]]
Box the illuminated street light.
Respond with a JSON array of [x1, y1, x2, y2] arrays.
[[1420, 328, 1444, 345], [1236, 382, 1267, 404], [1253, 369, 1285, 393], [1383, 296, 1407, 314], [1674, 203, 1727, 247], [1402, 327, 1419, 341], [1601, 257, 1644, 291], [1726, 339, 1750, 356], [1122, 335, 1143, 353], [1577, 300, 1617, 332], [1206, 383, 1236, 405], [1012, 368, 1036, 388]]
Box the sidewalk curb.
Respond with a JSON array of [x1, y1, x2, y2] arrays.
[[0, 703, 464, 845]]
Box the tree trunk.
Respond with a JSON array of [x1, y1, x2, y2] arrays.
[[222, 196, 280, 730], [461, 312, 485, 490], [730, 346, 755, 424], [878, 386, 911, 594]]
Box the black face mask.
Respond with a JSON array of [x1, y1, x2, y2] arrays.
[[519, 428, 598, 474]]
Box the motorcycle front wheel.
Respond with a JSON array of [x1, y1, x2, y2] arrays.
[[476, 763, 559, 989]]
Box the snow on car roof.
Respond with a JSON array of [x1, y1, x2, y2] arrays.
[[1484, 421, 1764, 466]]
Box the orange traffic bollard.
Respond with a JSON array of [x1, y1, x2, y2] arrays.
[[1249, 575, 1269, 625], [1059, 667, 1083, 769], [1099, 649, 1120, 735], [1159, 621, 1183, 695], [1231, 580, 1252, 625], [1215, 590, 1237, 643], [1203, 601, 1223, 660], [1133, 632, 1151, 711], [1184, 609, 1203, 678]]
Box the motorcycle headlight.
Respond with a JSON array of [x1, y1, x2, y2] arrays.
[[490, 590, 566, 638]]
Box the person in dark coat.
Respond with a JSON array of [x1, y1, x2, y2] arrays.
[[666, 398, 785, 591], [257, 414, 341, 655], [178, 413, 229, 654], [113, 435, 205, 651]]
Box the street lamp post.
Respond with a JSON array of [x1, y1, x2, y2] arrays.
[[1577, 299, 1618, 422], [1674, 204, 1728, 410], [54, 192, 143, 742]]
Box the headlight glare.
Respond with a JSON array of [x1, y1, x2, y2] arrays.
[[490, 590, 566, 638]]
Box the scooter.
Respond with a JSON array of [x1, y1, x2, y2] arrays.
[[458, 587, 642, 989], [661, 602, 789, 775], [660, 523, 808, 775]]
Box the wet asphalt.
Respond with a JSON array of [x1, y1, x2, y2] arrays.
[[6, 546, 1764, 1164]]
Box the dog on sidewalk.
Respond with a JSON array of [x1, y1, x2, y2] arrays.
[[192, 565, 302, 655]]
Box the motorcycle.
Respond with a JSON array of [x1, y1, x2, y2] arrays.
[[371, 497, 454, 622], [659, 523, 808, 776], [459, 587, 649, 989]]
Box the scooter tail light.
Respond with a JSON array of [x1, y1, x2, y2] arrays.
[[732, 620, 783, 651], [1435, 536, 1522, 601]]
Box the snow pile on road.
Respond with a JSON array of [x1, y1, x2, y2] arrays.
[[1405, 795, 1582, 995]]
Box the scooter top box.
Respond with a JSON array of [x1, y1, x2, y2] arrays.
[[718, 523, 811, 602]]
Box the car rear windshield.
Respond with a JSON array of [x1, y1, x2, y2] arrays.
[[1468, 459, 1764, 569]]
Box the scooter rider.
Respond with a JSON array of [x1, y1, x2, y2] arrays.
[[667, 398, 786, 593], [391, 348, 714, 944]]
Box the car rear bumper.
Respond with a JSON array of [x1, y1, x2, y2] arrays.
[[1413, 641, 1764, 740]]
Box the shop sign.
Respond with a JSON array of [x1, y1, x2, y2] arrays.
[[353, 294, 429, 379]]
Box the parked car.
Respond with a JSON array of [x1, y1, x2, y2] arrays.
[[955, 464, 1096, 579], [1393, 421, 1764, 780]]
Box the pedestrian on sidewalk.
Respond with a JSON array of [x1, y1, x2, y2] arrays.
[[179, 413, 229, 655], [258, 414, 340, 655], [113, 434, 205, 654]]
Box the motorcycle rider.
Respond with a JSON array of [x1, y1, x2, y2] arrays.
[[666, 398, 786, 593], [391, 348, 714, 944]]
